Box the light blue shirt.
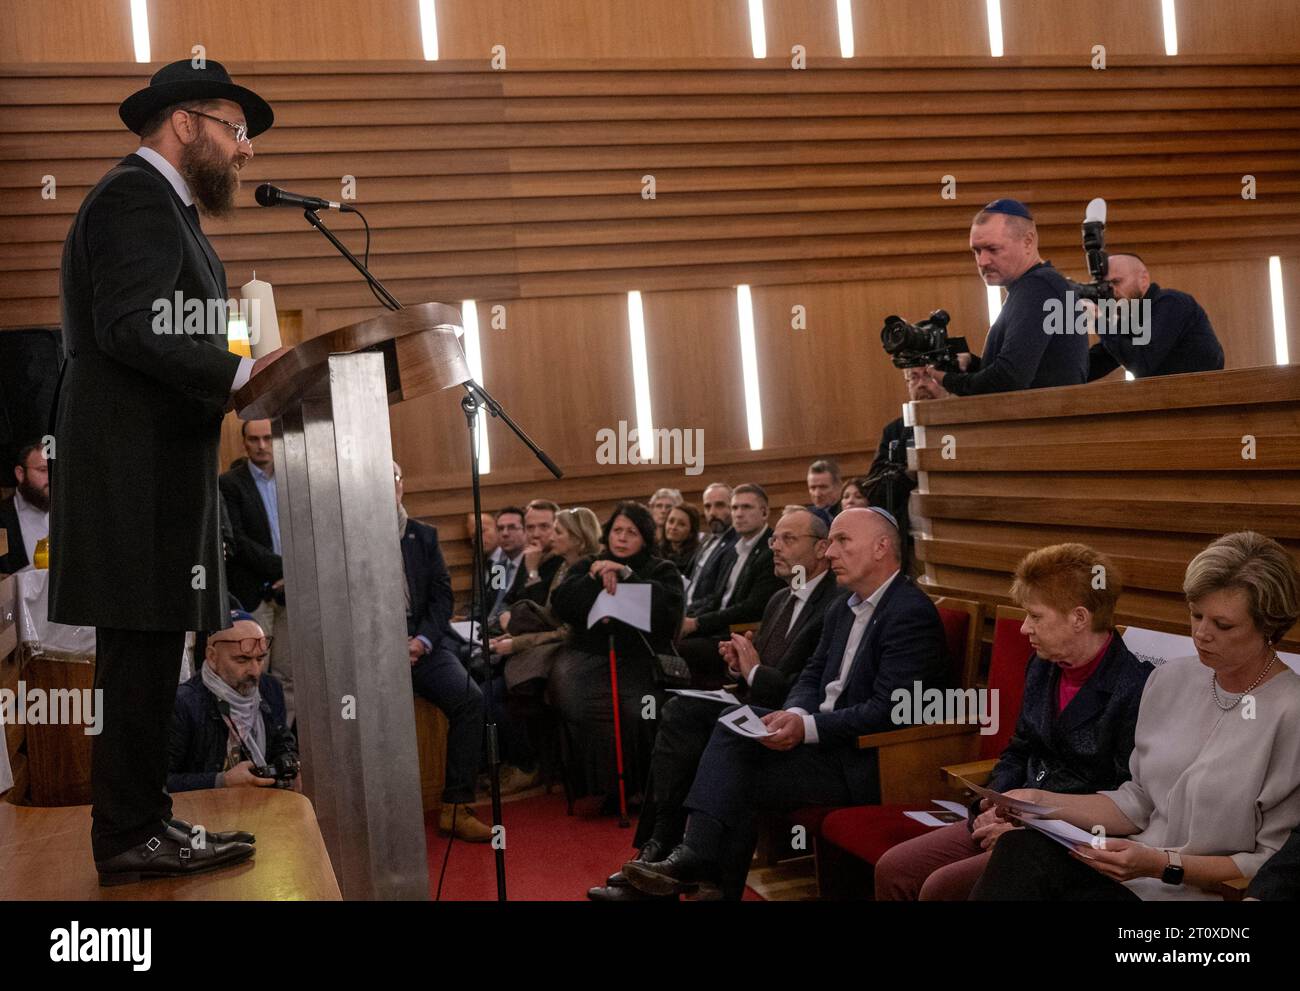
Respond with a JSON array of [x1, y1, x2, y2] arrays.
[[248, 462, 281, 556]]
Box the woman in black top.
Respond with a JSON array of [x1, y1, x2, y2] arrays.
[[549, 502, 685, 813], [656, 503, 701, 577]]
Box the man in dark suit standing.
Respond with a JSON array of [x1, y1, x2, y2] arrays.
[[677, 483, 784, 686], [590, 506, 840, 900], [623, 507, 949, 900], [49, 60, 285, 884], [220, 418, 293, 724]]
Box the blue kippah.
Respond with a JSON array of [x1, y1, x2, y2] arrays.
[[982, 198, 1033, 220], [230, 609, 257, 624]]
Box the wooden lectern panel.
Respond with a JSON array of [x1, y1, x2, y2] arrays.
[[909, 365, 1300, 649]]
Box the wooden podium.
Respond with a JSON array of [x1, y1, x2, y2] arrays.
[[234, 302, 470, 900]]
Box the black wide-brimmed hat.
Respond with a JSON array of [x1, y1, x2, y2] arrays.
[[119, 58, 274, 137]]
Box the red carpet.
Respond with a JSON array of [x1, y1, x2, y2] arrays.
[[424, 792, 762, 901]]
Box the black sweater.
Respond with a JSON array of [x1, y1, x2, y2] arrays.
[[550, 550, 684, 661]]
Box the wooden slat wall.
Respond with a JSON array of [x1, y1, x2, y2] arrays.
[[910, 365, 1300, 649]]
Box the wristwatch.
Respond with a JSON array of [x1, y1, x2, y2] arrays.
[[1161, 849, 1184, 885]]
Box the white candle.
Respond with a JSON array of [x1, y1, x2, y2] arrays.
[[239, 272, 283, 358]]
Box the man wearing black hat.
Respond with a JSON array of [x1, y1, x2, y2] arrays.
[[926, 199, 1087, 396], [50, 59, 286, 885]]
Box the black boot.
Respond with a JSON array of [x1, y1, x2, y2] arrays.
[[605, 837, 668, 887], [96, 823, 254, 887], [621, 843, 714, 897], [170, 817, 256, 845]]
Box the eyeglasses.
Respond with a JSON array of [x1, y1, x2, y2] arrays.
[[210, 636, 270, 657], [768, 533, 814, 548], [188, 109, 250, 146]]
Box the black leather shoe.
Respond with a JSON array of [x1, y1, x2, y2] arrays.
[[621, 843, 713, 897], [588, 883, 676, 902], [96, 824, 255, 887], [605, 838, 668, 886], [170, 817, 256, 845]]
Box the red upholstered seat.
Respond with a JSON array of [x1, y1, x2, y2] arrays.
[[936, 606, 971, 686], [820, 805, 931, 864]]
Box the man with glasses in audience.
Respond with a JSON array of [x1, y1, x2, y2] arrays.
[[167, 611, 297, 796]]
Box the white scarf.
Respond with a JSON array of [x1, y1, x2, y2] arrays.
[[201, 661, 267, 767]]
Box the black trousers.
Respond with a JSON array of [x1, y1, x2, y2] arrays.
[[676, 634, 727, 688], [632, 694, 723, 850], [410, 646, 485, 805], [92, 627, 186, 861], [968, 827, 1142, 901]]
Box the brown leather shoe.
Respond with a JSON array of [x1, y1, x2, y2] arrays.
[[438, 804, 493, 842]]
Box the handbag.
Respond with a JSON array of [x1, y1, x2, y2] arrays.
[[652, 650, 692, 689]]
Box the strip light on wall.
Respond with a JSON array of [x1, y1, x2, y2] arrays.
[[1270, 256, 1290, 366], [737, 285, 764, 451], [986, 0, 1004, 57], [1162, 0, 1179, 57], [418, 0, 439, 61], [748, 0, 767, 59], [461, 300, 490, 473], [986, 285, 1003, 325], [837, 0, 854, 58], [130, 0, 150, 63], [627, 291, 655, 462]]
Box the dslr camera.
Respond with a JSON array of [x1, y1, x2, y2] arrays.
[[879, 309, 969, 372], [250, 750, 301, 789]]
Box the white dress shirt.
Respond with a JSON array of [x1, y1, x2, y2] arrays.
[[790, 570, 899, 744], [13, 489, 50, 566], [719, 530, 764, 608], [135, 145, 254, 392], [743, 568, 830, 686]]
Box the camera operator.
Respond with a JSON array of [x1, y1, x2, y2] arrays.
[[1086, 253, 1224, 381], [865, 368, 948, 571], [167, 611, 299, 792], [927, 199, 1087, 396]]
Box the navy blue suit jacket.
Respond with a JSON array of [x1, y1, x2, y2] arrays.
[[402, 518, 454, 652], [785, 573, 949, 750]]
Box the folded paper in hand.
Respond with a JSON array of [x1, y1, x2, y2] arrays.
[[717, 705, 773, 738], [587, 583, 652, 632]]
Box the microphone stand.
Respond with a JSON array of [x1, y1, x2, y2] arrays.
[[300, 204, 564, 902]]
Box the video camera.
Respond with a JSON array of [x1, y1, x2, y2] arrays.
[[879, 309, 969, 372]]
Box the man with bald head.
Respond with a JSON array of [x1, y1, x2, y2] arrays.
[[622, 507, 949, 899], [926, 199, 1086, 396], [1086, 252, 1223, 381]]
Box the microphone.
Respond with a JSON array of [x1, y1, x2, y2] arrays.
[[255, 183, 353, 212]]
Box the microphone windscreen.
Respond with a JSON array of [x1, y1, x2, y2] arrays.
[[1085, 197, 1107, 224], [254, 183, 278, 207]]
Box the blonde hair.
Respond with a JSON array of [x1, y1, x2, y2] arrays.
[[555, 507, 602, 558], [1010, 543, 1121, 632], [1183, 531, 1300, 643]]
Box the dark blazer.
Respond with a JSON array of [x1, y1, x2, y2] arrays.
[[551, 552, 684, 661], [219, 461, 282, 612], [50, 153, 242, 631], [167, 671, 297, 793], [402, 518, 454, 652], [784, 573, 948, 802], [986, 634, 1152, 795], [740, 571, 845, 710], [0, 496, 28, 574], [685, 527, 739, 608], [689, 526, 783, 635], [503, 552, 565, 609], [1249, 826, 1300, 900]]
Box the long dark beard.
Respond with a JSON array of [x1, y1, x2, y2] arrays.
[[180, 131, 239, 218], [18, 477, 50, 512]]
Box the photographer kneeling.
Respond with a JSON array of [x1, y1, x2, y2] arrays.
[[925, 199, 1086, 397], [167, 611, 300, 793]]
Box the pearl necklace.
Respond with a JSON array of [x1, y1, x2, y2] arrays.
[[1211, 653, 1278, 711]]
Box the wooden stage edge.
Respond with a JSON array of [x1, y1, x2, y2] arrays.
[[0, 789, 341, 901]]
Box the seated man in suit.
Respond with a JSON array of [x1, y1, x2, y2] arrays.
[[1086, 253, 1224, 381], [0, 441, 50, 575], [589, 506, 840, 900], [219, 419, 293, 724], [482, 506, 527, 633], [499, 499, 564, 614], [806, 458, 842, 519], [677, 483, 784, 686], [396, 462, 491, 841], [167, 611, 298, 793], [682, 482, 736, 612], [622, 507, 950, 900]]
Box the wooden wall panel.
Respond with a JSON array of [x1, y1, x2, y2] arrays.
[[1002, 0, 1164, 57], [1178, 0, 1300, 56], [0, 0, 134, 63], [849, 0, 990, 57], [1158, 259, 1277, 369], [762, 0, 842, 58], [434, 0, 754, 60]]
